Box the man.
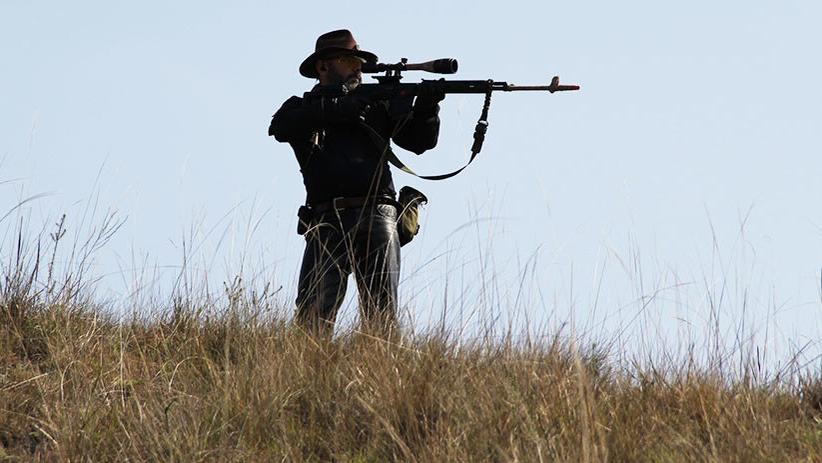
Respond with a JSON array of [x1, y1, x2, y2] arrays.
[[268, 30, 444, 335]]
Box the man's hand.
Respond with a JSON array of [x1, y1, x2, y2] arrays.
[[331, 93, 372, 122], [304, 93, 372, 125], [413, 84, 445, 116]]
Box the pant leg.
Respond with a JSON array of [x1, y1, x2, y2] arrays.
[[294, 220, 352, 335], [352, 204, 401, 332]]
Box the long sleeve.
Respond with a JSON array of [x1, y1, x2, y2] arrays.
[[268, 96, 318, 143], [391, 103, 441, 155]]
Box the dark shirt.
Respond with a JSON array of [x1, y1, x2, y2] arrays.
[[268, 91, 440, 205]]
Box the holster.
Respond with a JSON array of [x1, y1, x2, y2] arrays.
[[396, 186, 428, 246]]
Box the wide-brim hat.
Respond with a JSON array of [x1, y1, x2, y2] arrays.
[[299, 29, 378, 79]]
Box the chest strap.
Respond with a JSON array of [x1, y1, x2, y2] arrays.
[[359, 85, 493, 181]]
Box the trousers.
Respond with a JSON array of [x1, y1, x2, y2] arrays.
[[295, 203, 401, 334]]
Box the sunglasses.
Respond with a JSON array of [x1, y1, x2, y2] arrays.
[[330, 54, 364, 69]]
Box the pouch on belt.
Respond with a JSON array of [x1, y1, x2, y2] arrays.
[[397, 186, 428, 246]]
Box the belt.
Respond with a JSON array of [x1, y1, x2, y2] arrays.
[[310, 195, 396, 215]]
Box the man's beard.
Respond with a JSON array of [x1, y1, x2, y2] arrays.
[[330, 69, 361, 90], [345, 73, 361, 91]]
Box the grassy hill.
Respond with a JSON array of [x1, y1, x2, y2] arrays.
[[2, 223, 822, 461]]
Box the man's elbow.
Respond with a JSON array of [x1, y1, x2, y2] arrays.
[[411, 135, 438, 155], [268, 120, 290, 143], [271, 131, 290, 143], [397, 127, 440, 154]]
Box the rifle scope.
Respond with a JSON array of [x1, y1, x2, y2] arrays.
[[362, 58, 458, 75]]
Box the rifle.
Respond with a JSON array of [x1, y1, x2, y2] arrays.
[[309, 58, 579, 97], [305, 58, 580, 180]]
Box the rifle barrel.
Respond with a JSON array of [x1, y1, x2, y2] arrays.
[[506, 84, 581, 92], [431, 76, 580, 94]]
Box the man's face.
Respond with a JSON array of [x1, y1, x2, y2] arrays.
[[317, 54, 363, 87]]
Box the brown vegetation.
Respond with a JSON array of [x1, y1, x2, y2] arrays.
[[2, 221, 822, 461]]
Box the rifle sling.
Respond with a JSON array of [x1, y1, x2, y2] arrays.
[[359, 88, 493, 181]]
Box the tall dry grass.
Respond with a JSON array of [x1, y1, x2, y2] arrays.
[[2, 212, 822, 462]]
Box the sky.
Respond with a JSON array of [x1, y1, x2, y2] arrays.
[[2, 1, 821, 366]]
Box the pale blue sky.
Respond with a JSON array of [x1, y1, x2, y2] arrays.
[[2, 1, 821, 362]]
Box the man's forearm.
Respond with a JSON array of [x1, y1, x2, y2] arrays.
[[393, 106, 441, 154]]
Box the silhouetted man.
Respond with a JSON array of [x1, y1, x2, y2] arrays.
[[268, 30, 443, 335]]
